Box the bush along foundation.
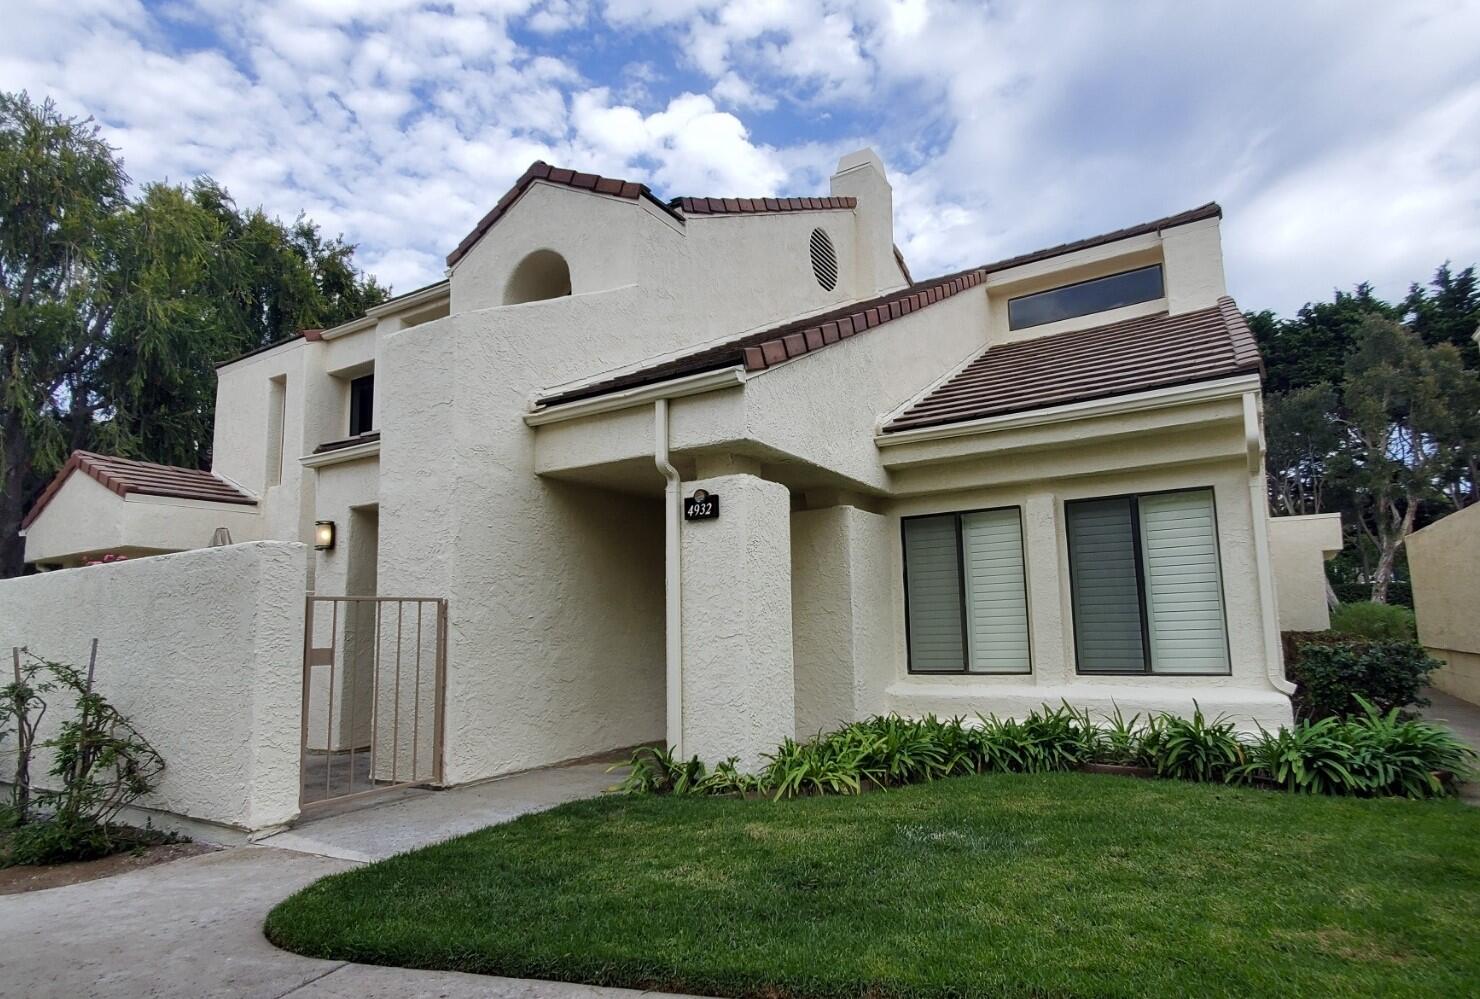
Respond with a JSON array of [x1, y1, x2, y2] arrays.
[[611, 699, 1475, 801]]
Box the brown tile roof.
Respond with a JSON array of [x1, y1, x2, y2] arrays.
[[446, 161, 862, 268], [538, 265, 990, 407], [882, 296, 1262, 433], [447, 162, 668, 268], [671, 196, 856, 215], [533, 202, 1224, 409], [22, 451, 256, 530]]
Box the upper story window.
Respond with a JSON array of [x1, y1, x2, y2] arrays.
[[1007, 263, 1164, 331], [349, 374, 374, 436]]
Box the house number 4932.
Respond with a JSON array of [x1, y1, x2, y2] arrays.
[[684, 490, 720, 521]]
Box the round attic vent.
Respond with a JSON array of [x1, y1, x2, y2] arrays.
[[809, 227, 838, 291]]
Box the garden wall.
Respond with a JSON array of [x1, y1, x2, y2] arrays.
[[1409, 504, 1480, 705], [0, 541, 307, 840]]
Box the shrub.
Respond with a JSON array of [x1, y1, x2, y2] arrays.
[[1147, 705, 1244, 782], [1334, 580, 1413, 608], [1232, 717, 1365, 794], [1288, 639, 1439, 720], [610, 745, 706, 795], [1337, 697, 1476, 797], [1330, 601, 1418, 641]]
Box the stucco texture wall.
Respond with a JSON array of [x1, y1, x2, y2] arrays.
[[1268, 513, 1342, 632], [378, 287, 675, 786], [791, 505, 894, 736], [1409, 503, 1480, 704], [0, 542, 306, 835], [681, 472, 794, 768]]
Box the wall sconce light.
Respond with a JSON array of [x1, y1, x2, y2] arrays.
[[314, 520, 336, 551]]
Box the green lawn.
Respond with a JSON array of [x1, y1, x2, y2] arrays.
[[266, 773, 1480, 998]]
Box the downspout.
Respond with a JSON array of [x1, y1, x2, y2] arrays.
[[1244, 391, 1296, 695], [654, 399, 684, 755]]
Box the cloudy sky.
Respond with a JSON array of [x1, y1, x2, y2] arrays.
[[4, 0, 1477, 314]]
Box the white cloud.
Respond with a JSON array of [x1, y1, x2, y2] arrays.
[[2, 0, 1476, 312]]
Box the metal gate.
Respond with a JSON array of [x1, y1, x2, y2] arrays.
[[300, 596, 447, 810]]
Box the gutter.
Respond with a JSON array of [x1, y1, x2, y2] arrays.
[[1243, 390, 1296, 696], [654, 399, 684, 756], [523, 367, 746, 427]]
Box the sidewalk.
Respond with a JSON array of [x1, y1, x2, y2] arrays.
[[0, 761, 691, 999]]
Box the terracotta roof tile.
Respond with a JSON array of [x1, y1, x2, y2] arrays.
[[672, 195, 856, 215], [22, 451, 256, 530], [882, 297, 1262, 433]]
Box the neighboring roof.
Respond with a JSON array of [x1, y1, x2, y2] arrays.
[[538, 265, 989, 407], [882, 296, 1261, 433], [671, 196, 856, 215], [22, 451, 257, 530], [535, 202, 1224, 409]]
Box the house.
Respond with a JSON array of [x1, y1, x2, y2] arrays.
[[11, 147, 1329, 825], [1409, 484, 1480, 706]]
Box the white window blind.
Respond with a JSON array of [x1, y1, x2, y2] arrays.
[[903, 516, 965, 671], [961, 509, 1031, 674], [1067, 497, 1148, 673], [1138, 489, 1230, 674]]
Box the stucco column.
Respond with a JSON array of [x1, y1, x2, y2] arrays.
[[1024, 492, 1072, 684], [680, 472, 794, 769]]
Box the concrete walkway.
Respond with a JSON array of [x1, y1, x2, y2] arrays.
[[0, 761, 686, 998], [260, 761, 616, 861], [1420, 687, 1480, 805]]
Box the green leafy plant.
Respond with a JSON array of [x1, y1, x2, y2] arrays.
[[1337, 696, 1476, 797], [609, 745, 706, 796], [1232, 717, 1364, 795], [1330, 601, 1418, 641], [1148, 704, 1244, 782], [1288, 638, 1439, 719], [1095, 705, 1147, 766]]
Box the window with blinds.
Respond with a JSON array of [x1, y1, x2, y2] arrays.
[[903, 508, 1031, 674], [1066, 488, 1230, 675]]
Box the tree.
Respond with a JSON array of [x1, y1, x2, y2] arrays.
[[0, 92, 127, 579], [1404, 262, 1480, 370], [0, 92, 388, 578], [1330, 317, 1478, 603], [1250, 284, 1398, 394], [1264, 383, 1340, 516]]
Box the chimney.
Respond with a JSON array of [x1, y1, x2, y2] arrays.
[[829, 148, 903, 296]]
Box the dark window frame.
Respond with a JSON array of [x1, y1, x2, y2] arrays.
[[901, 506, 1033, 676], [1064, 486, 1232, 677], [1007, 263, 1165, 331], [348, 374, 374, 437]]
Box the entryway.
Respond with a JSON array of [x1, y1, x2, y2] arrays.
[[300, 594, 447, 811]]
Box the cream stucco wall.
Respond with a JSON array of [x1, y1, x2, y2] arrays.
[[1268, 513, 1343, 632], [0, 542, 306, 838], [791, 504, 895, 735], [1409, 503, 1480, 704], [23, 471, 263, 566], [378, 287, 675, 785], [681, 472, 794, 768]]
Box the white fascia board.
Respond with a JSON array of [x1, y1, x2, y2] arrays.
[[524, 367, 747, 427], [300, 438, 382, 468], [875, 374, 1261, 448]]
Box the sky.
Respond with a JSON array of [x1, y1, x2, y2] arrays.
[[3, 0, 1478, 315]]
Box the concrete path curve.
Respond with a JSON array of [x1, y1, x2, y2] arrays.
[[0, 762, 688, 999]]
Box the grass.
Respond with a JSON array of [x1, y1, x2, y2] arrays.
[[266, 773, 1480, 998]]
